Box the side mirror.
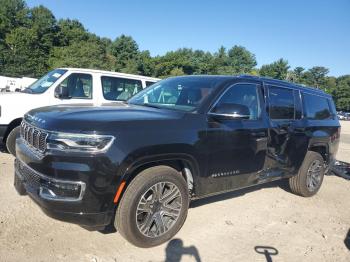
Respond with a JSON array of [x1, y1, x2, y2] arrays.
[[54, 85, 70, 99], [209, 103, 250, 120]]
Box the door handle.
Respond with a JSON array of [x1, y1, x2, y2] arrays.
[[251, 131, 266, 137]]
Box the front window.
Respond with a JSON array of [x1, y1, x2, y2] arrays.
[[128, 77, 218, 111], [213, 83, 261, 120], [22, 69, 67, 94], [59, 73, 93, 99]]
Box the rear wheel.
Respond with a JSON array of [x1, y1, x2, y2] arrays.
[[6, 126, 20, 157], [289, 151, 325, 197], [115, 166, 189, 248]]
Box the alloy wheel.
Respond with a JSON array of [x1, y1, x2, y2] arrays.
[[306, 159, 323, 192], [136, 182, 182, 238]]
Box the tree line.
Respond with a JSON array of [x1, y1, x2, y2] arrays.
[[1, 0, 349, 110]]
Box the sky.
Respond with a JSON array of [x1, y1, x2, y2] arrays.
[[26, 0, 350, 77]]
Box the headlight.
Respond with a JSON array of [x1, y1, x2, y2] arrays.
[[46, 133, 115, 153]]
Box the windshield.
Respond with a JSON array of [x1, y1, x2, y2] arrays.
[[128, 77, 218, 112], [22, 69, 67, 94]]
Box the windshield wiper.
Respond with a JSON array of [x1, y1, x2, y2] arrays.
[[139, 103, 162, 109], [21, 88, 33, 93]]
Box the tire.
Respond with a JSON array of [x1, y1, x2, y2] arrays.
[[289, 151, 325, 197], [6, 126, 20, 157], [115, 166, 189, 248]]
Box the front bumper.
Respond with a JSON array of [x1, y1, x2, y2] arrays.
[[0, 124, 7, 143], [15, 138, 119, 227]]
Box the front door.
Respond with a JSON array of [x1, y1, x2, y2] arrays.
[[52, 73, 94, 105], [203, 81, 269, 196]]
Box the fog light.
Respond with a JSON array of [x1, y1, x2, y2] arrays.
[[39, 180, 85, 201]]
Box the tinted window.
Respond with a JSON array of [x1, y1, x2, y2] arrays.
[[214, 83, 260, 120], [303, 93, 331, 120], [294, 90, 302, 119], [128, 77, 217, 112], [101, 76, 142, 101], [269, 86, 295, 119], [59, 73, 92, 99]]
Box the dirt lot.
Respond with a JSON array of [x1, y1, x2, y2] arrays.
[[1, 123, 350, 262]]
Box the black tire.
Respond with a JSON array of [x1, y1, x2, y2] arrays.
[[289, 151, 325, 197], [6, 126, 20, 157], [115, 166, 189, 248]]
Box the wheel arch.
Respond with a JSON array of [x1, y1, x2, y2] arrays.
[[3, 117, 22, 143], [117, 154, 199, 202], [308, 142, 329, 164]]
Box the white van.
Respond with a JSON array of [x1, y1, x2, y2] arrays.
[[0, 68, 159, 155]]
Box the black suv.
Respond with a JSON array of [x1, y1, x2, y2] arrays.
[[14, 75, 340, 247]]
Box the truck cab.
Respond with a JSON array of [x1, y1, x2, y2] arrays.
[[0, 68, 159, 154]]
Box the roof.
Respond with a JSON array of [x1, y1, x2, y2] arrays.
[[237, 75, 330, 97], [171, 74, 330, 97], [58, 68, 160, 81]]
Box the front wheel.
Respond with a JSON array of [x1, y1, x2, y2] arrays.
[[289, 151, 325, 197], [115, 166, 189, 248], [6, 126, 20, 157]]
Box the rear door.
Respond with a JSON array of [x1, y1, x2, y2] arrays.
[[264, 85, 306, 178]]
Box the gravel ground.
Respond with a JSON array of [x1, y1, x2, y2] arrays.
[[0, 122, 349, 262]]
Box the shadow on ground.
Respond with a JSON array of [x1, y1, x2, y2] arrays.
[[0, 144, 7, 153], [345, 229, 350, 250], [191, 179, 291, 208], [255, 246, 279, 262], [165, 239, 201, 262]]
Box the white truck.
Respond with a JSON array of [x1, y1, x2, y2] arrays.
[[0, 68, 159, 155], [0, 76, 37, 92]]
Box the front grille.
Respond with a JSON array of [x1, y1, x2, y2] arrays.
[[15, 159, 41, 189], [20, 121, 48, 152]]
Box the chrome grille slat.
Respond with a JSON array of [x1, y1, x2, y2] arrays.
[[20, 121, 48, 153]]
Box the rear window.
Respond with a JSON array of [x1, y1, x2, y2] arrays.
[[303, 93, 331, 120], [101, 76, 142, 101]]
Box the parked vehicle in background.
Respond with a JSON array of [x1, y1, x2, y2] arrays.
[[14, 75, 340, 247], [337, 111, 350, 120], [0, 68, 159, 155], [0, 76, 37, 92]]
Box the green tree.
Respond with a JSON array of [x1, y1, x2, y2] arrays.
[[137, 50, 155, 76], [110, 35, 139, 72], [227, 45, 257, 74], [154, 48, 194, 78], [1, 5, 57, 77], [303, 66, 329, 88], [334, 75, 350, 110], [48, 40, 110, 70], [289, 66, 305, 83], [0, 0, 29, 75], [259, 58, 290, 80], [0, 0, 28, 39]]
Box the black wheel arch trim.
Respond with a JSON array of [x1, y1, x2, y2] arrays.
[[116, 153, 200, 198]]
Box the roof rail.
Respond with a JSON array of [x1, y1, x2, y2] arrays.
[[237, 74, 326, 95]]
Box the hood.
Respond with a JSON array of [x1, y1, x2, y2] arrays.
[[25, 102, 185, 132]]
